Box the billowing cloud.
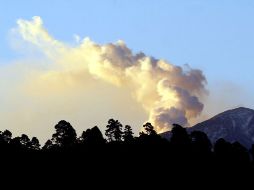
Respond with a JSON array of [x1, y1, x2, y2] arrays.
[[0, 16, 207, 140]]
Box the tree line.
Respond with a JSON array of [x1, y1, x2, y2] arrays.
[[1, 118, 254, 174]]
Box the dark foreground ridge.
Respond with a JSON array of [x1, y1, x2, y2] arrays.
[[0, 119, 254, 185]]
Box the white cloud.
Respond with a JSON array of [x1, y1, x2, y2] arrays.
[[0, 17, 207, 141]]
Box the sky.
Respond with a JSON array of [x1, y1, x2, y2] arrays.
[[1, 0, 254, 141]]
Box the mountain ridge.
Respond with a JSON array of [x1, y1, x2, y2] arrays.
[[161, 107, 254, 148]]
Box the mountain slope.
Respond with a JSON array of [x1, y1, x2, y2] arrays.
[[161, 107, 254, 148]]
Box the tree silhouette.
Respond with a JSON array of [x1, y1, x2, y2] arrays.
[[0, 130, 12, 152], [170, 124, 190, 147], [170, 124, 191, 160], [43, 140, 54, 151], [20, 134, 30, 148], [30, 137, 40, 151], [231, 142, 250, 167], [1, 130, 12, 143], [0, 130, 12, 149], [190, 131, 212, 154], [138, 122, 165, 145], [214, 138, 233, 170], [123, 125, 134, 143], [105, 119, 123, 142], [51, 120, 77, 149], [140, 122, 157, 136], [80, 126, 105, 145], [214, 138, 231, 157]]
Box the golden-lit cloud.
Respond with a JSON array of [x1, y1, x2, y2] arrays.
[[0, 17, 207, 140]]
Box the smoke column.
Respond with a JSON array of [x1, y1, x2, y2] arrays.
[[0, 17, 207, 140]]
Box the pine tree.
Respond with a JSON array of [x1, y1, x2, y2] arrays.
[[52, 120, 77, 148], [105, 119, 123, 142], [123, 125, 134, 142]]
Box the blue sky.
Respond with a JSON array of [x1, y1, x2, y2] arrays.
[[1, 0, 254, 110]]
